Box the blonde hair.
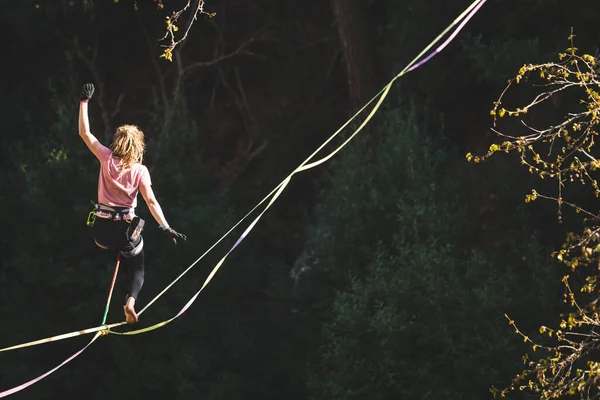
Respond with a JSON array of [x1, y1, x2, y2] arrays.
[[111, 124, 146, 169]]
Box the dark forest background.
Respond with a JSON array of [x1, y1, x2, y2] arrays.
[[1, 0, 599, 399]]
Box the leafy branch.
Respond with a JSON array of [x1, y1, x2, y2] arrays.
[[468, 34, 600, 399], [115, 0, 215, 61], [158, 0, 216, 62]]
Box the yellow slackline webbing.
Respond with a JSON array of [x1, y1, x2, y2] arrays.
[[111, 176, 294, 335], [0, 332, 103, 398], [131, 73, 399, 321], [0, 0, 487, 352], [0, 322, 124, 354], [120, 82, 394, 332], [396, 0, 485, 79], [111, 81, 395, 336], [111, 0, 489, 335], [112, 0, 488, 331]]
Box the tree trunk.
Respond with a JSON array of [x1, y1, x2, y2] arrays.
[[330, 0, 378, 113]]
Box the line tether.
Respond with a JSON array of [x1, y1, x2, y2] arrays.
[[0, 1, 487, 396]]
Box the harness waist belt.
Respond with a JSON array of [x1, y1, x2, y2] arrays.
[[94, 203, 135, 221]]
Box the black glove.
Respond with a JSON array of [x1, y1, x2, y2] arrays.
[[160, 226, 187, 244], [80, 83, 95, 101]]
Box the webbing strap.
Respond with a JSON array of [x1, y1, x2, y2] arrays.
[[0, 322, 123, 354], [0, 333, 101, 398], [101, 254, 121, 326], [96, 203, 132, 214], [0, 255, 124, 354], [0, 0, 488, 351], [0, 256, 122, 398], [0, 1, 487, 396], [125, 0, 489, 322], [111, 0, 488, 335], [111, 176, 293, 335]]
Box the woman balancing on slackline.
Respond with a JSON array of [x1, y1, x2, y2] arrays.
[[78, 83, 187, 324]]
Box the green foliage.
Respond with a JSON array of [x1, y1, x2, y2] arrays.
[[305, 104, 560, 399], [461, 34, 543, 85]]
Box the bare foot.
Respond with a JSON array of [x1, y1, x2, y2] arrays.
[[123, 297, 139, 324]]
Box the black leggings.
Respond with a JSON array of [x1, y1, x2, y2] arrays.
[[93, 217, 145, 302]]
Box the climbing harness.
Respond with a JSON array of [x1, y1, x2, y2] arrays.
[[89, 203, 145, 257], [119, 236, 144, 258], [126, 216, 145, 242], [94, 203, 135, 221], [86, 203, 135, 226], [0, 0, 488, 396]]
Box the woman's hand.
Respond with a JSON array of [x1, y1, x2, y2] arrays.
[[80, 83, 95, 102], [160, 226, 187, 245]]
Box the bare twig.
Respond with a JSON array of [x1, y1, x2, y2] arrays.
[[139, 10, 267, 172], [159, 0, 216, 62]]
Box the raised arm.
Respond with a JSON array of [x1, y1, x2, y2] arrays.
[[78, 83, 107, 160]]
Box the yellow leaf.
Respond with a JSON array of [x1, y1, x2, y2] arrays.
[[160, 48, 173, 62]]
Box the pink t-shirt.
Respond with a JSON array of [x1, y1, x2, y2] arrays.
[[96, 145, 151, 210]]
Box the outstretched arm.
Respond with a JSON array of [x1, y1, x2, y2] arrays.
[[140, 180, 187, 244], [139, 180, 169, 228], [78, 84, 107, 160]]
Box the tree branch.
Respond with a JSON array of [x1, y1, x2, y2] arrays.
[[159, 0, 216, 61]]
